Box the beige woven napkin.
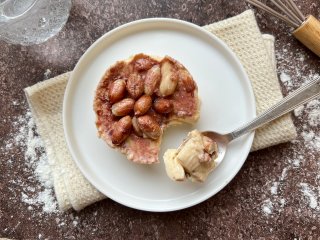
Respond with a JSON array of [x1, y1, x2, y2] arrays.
[[24, 10, 297, 211]]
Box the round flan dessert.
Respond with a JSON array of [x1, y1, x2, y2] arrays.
[[93, 53, 200, 164]]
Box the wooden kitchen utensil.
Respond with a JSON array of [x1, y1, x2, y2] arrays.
[[246, 0, 320, 57]]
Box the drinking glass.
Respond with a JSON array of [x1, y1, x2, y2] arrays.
[[0, 0, 72, 45]]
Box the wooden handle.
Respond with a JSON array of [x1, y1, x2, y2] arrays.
[[293, 15, 320, 57]]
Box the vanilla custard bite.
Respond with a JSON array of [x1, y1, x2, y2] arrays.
[[164, 130, 218, 182]]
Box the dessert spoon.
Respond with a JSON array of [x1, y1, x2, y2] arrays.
[[203, 78, 320, 167]]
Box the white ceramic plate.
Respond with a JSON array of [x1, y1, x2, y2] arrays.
[[63, 18, 256, 212]]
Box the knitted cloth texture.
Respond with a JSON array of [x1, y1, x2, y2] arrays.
[[24, 10, 297, 211]]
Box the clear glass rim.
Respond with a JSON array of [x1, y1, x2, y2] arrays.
[[0, 0, 39, 20], [0, 0, 72, 45]]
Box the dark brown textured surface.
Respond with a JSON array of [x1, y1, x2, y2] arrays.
[[1, 0, 320, 239]]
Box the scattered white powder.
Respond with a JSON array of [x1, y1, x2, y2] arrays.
[[4, 110, 57, 214], [297, 53, 305, 62], [280, 167, 288, 181], [308, 109, 320, 127], [301, 130, 315, 142], [44, 69, 52, 79], [25, 121, 43, 166], [313, 136, 320, 149], [275, 42, 320, 93], [22, 192, 37, 205], [35, 155, 54, 189], [261, 139, 320, 218], [261, 199, 273, 215], [301, 130, 320, 150], [294, 105, 304, 117], [299, 183, 318, 209], [292, 159, 300, 168], [249, 38, 320, 216], [37, 189, 57, 213], [293, 97, 320, 151], [279, 72, 292, 88], [306, 99, 320, 109], [270, 182, 279, 195]]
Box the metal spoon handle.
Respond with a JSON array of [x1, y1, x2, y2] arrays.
[[229, 78, 320, 140]]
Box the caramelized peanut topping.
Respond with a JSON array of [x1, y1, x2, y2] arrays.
[[94, 53, 199, 164]]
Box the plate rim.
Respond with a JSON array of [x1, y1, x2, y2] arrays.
[[63, 17, 256, 212]]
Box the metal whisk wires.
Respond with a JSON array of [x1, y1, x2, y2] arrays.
[[246, 0, 306, 28]]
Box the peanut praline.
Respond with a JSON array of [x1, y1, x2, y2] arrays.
[[93, 53, 200, 164]]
